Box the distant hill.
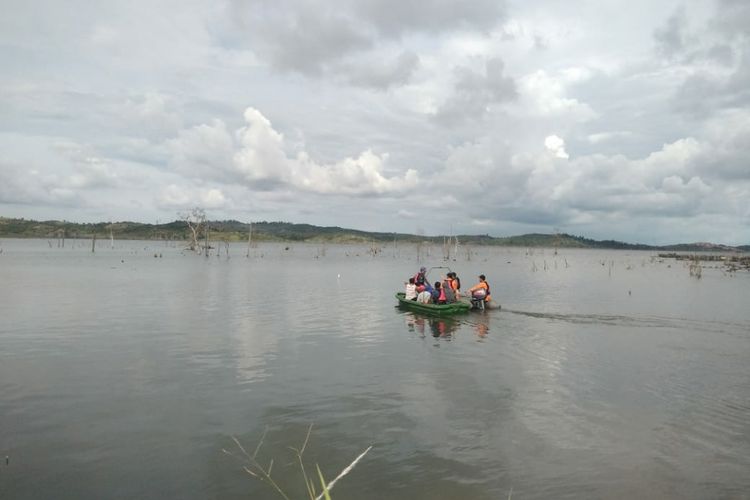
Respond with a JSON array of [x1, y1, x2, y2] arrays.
[[0, 216, 747, 252]]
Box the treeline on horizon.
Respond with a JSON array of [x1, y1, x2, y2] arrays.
[[1, 216, 748, 252]]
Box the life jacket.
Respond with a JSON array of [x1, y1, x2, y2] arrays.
[[472, 281, 490, 300], [413, 272, 426, 286], [438, 286, 446, 303]]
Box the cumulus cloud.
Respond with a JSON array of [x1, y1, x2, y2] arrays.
[[653, 2, 750, 121], [2, 0, 750, 243], [228, 1, 371, 76], [544, 135, 569, 159], [517, 70, 596, 121], [342, 50, 420, 89], [117, 92, 183, 138], [221, 0, 506, 86], [430, 117, 749, 236], [353, 0, 506, 36], [0, 162, 83, 207], [168, 120, 237, 183], [587, 131, 634, 144], [157, 184, 228, 209], [654, 6, 689, 59], [169, 106, 419, 196], [685, 109, 750, 181], [435, 57, 516, 122], [52, 141, 123, 189]]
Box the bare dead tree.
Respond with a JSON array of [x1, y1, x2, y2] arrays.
[[179, 207, 208, 254], [246, 222, 256, 257]]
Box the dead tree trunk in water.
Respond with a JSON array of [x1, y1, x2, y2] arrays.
[[204, 221, 210, 257], [179, 208, 208, 254], [246, 222, 253, 258]]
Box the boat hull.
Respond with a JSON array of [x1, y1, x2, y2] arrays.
[[395, 293, 471, 315]]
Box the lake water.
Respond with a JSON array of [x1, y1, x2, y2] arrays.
[[1, 238, 749, 499]]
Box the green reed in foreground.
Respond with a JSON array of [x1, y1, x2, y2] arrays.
[[223, 424, 372, 500]]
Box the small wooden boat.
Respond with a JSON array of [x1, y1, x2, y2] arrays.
[[395, 293, 471, 315]]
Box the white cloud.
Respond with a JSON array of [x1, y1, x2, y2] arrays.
[[168, 120, 236, 182], [587, 131, 634, 144], [158, 184, 192, 208], [1, 0, 749, 244], [517, 70, 596, 120], [156, 184, 228, 210], [544, 135, 569, 159], [170, 107, 419, 196]]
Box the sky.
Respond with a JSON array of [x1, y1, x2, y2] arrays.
[[1, 0, 749, 245]]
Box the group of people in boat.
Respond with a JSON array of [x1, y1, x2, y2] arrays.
[[404, 267, 491, 306]]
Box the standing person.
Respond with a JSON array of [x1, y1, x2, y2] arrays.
[[451, 272, 461, 296], [447, 272, 461, 298], [404, 277, 418, 300], [467, 274, 491, 306], [442, 276, 456, 303], [413, 266, 428, 288]]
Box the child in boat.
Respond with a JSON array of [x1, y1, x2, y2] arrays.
[[404, 277, 418, 301], [432, 281, 447, 304]]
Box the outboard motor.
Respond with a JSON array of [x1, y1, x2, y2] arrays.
[[470, 289, 487, 310]]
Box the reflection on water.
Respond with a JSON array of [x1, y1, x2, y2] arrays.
[[402, 311, 493, 342], [0, 239, 749, 499], [403, 313, 459, 340]]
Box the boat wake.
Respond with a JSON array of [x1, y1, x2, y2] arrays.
[[503, 309, 750, 335]]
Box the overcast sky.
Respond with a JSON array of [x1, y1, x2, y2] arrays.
[[1, 0, 749, 244]]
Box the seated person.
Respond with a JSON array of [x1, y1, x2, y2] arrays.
[[432, 281, 447, 304], [467, 274, 491, 304], [416, 289, 432, 304], [404, 277, 418, 301]]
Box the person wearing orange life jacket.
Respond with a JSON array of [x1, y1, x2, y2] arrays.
[[447, 272, 461, 298], [467, 274, 491, 304], [453, 272, 462, 294], [442, 276, 456, 303]]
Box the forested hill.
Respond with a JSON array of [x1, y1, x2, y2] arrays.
[[0, 217, 747, 252]]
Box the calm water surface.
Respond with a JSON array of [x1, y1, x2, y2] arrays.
[[1, 239, 749, 499]]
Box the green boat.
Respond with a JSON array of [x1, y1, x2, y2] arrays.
[[395, 292, 471, 315]]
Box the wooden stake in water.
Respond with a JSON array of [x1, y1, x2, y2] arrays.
[[251, 222, 253, 258], [205, 222, 210, 257]]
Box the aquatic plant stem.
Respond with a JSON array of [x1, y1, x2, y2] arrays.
[[313, 445, 372, 500]]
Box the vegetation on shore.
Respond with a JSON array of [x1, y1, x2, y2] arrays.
[[1, 216, 748, 252]]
